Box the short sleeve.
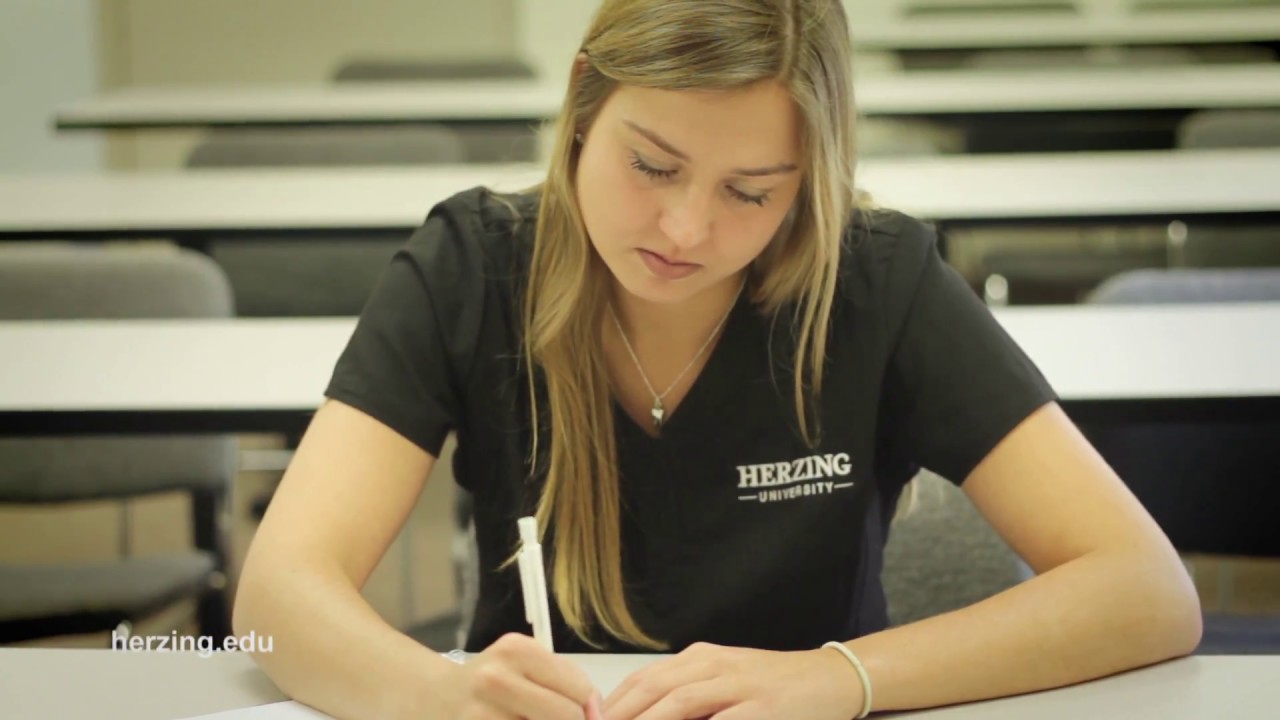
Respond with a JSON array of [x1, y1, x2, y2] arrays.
[[324, 208, 485, 458], [879, 223, 1059, 485]]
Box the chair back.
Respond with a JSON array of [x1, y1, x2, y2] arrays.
[[0, 246, 236, 503], [883, 472, 1031, 626]]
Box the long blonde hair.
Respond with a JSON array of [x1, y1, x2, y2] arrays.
[[516, 0, 860, 650]]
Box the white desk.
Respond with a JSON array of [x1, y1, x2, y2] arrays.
[[51, 63, 1280, 130], [855, 63, 1280, 115], [0, 304, 1277, 435], [851, 5, 1280, 50], [0, 163, 545, 240], [3, 150, 1279, 241], [0, 648, 1276, 720]]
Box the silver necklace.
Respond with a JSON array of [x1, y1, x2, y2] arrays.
[[608, 276, 746, 430]]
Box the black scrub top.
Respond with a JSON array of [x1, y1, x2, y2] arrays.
[[324, 187, 1058, 653]]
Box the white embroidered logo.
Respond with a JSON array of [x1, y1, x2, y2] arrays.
[[735, 452, 855, 504]]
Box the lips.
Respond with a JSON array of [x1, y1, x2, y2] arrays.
[[637, 249, 701, 280]]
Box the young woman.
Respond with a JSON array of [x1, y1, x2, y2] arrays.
[[233, 1, 1203, 718]]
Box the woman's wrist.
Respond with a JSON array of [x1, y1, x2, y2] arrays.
[[376, 646, 467, 720], [813, 643, 871, 719]]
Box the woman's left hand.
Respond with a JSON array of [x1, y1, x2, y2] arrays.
[[602, 642, 865, 720]]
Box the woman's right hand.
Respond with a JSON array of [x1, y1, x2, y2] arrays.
[[444, 633, 603, 720]]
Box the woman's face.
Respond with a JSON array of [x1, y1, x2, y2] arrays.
[[575, 79, 804, 306]]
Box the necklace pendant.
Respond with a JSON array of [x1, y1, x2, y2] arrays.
[[651, 398, 665, 429]]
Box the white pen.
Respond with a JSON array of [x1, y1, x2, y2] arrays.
[[517, 516, 555, 652]]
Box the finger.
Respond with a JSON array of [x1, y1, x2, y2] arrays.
[[604, 643, 724, 713], [632, 680, 738, 720], [488, 633, 599, 706], [604, 662, 720, 720]]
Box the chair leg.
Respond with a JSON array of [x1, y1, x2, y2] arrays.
[[197, 586, 233, 643], [249, 432, 301, 521], [250, 481, 278, 521], [192, 486, 233, 643]]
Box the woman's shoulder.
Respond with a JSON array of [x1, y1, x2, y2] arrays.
[[838, 206, 944, 305], [399, 184, 541, 280]]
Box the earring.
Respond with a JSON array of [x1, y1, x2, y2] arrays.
[[575, 133, 584, 144]]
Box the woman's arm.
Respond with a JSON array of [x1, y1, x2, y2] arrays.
[[233, 399, 459, 720], [840, 401, 1203, 712], [601, 401, 1202, 720]]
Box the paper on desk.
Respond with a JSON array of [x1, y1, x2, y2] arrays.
[[176, 700, 334, 719]]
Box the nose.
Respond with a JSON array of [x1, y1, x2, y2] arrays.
[[658, 187, 714, 250]]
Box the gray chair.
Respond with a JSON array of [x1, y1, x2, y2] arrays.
[[961, 46, 1198, 70], [331, 58, 541, 164], [0, 245, 237, 644], [1083, 268, 1280, 654], [1174, 110, 1280, 268], [1177, 110, 1280, 151], [960, 45, 1275, 71], [185, 125, 466, 317], [883, 472, 1032, 627], [333, 58, 536, 82], [186, 125, 471, 650], [949, 45, 1234, 154]]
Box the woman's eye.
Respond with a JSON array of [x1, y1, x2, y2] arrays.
[[729, 187, 770, 207], [629, 154, 676, 180], [630, 152, 770, 207]]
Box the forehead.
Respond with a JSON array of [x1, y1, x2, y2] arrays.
[[600, 81, 802, 163]]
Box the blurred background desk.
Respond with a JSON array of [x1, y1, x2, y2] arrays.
[[2, 305, 1278, 436], [51, 64, 1280, 131], [3, 150, 1279, 243], [851, 2, 1280, 51]]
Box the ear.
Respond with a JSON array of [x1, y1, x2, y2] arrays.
[[573, 52, 590, 81], [570, 53, 593, 144]]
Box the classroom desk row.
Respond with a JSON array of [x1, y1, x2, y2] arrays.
[[850, 3, 1280, 51], [3, 149, 1278, 243], [0, 649, 1275, 720], [51, 63, 1280, 130], [1, 304, 1277, 438]]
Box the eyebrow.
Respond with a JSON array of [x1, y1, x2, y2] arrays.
[[623, 120, 799, 178]]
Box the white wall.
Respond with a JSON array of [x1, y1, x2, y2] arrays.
[[516, 0, 598, 85], [0, 0, 103, 172], [116, 0, 518, 86], [102, 0, 518, 168]]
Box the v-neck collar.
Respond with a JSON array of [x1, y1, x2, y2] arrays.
[[613, 291, 757, 445]]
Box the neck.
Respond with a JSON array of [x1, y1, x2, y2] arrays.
[[610, 272, 745, 348]]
